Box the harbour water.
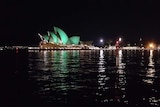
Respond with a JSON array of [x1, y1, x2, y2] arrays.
[[2, 49, 160, 107]]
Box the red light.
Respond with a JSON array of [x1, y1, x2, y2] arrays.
[[116, 41, 119, 44]]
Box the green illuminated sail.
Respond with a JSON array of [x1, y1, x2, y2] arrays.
[[43, 35, 49, 42], [50, 32, 59, 44], [54, 27, 68, 45], [69, 36, 80, 45], [48, 36, 54, 43]]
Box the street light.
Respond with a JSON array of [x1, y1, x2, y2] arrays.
[[118, 37, 122, 42], [100, 39, 103, 43], [116, 37, 122, 49], [99, 39, 104, 48], [148, 43, 155, 49]]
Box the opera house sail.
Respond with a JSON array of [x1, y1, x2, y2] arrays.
[[38, 26, 81, 49]]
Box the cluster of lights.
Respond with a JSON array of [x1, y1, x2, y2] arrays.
[[99, 37, 158, 50], [116, 37, 122, 44]]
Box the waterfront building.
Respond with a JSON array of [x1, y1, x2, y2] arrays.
[[38, 26, 81, 49]]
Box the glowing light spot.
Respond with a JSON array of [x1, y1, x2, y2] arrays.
[[100, 39, 103, 43], [118, 37, 122, 42], [148, 43, 155, 49]]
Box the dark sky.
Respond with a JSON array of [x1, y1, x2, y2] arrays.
[[1, 0, 160, 46]]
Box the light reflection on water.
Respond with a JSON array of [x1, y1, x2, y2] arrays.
[[27, 49, 160, 106], [143, 50, 156, 84], [97, 50, 127, 103]]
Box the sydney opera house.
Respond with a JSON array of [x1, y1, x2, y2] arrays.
[[38, 26, 94, 49]]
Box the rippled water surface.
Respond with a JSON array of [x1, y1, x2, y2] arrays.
[[2, 49, 160, 107]]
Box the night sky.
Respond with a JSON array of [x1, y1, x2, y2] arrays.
[[1, 0, 160, 46]]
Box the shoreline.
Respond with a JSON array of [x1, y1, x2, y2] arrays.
[[0, 46, 159, 51]]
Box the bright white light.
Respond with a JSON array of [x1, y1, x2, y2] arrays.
[[100, 39, 103, 43], [119, 37, 122, 42]]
